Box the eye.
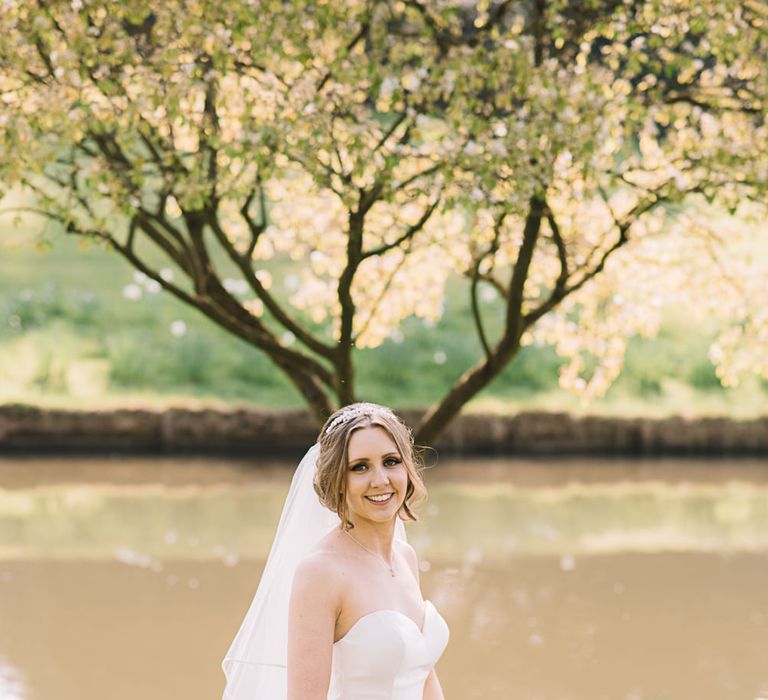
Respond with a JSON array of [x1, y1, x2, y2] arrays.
[[384, 457, 401, 467], [350, 463, 368, 472]]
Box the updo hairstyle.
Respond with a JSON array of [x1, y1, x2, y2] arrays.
[[314, 403, 427, 530]]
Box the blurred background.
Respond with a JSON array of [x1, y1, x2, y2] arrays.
[[2, 225, 768, 415]]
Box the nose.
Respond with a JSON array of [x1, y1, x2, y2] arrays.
[[370, 462, 391, 487]]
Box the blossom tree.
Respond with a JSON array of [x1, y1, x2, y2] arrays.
[[1, 0, 766, 442]]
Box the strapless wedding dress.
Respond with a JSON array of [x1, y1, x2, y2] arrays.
[[327, 600, 449, 700]]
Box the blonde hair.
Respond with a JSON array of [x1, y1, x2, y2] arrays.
[[314, 403, 427, 530]]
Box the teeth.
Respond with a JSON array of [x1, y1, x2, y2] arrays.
[[367, 494, 393, 502]]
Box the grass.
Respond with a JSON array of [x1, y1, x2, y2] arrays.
[[1, 213, 766, 418]]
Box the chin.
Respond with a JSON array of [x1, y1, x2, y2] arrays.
[[359, 503, 400, 521]]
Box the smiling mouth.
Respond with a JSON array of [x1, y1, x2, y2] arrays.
[[365, 493, 394, 504]]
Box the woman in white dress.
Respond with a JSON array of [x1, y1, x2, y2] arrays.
[[222, 403, 449, 700]]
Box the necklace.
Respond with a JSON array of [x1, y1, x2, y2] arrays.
[[344, 529, 396, 577]]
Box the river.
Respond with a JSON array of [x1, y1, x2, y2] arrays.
[[1, 455, 767, 700]]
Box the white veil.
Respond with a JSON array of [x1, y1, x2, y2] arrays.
[[221, 441, 407, 699]]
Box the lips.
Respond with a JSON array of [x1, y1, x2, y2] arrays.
[[365, 493, 394, 504]]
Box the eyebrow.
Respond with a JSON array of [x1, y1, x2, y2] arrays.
[[347, 452, 401, 466]]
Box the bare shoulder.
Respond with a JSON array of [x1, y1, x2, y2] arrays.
[[292, 529, 352, 602], [292, 547, 343, 605]]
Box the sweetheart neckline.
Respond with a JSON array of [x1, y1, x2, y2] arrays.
[[334, 600, 433, 645]]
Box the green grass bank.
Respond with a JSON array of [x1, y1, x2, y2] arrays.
[[2, 225, 767, 421]]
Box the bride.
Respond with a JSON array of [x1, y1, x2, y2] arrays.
[[222, 403, 449, 700]]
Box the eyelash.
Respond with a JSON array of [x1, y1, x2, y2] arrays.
[[351, 458, 401, 472]]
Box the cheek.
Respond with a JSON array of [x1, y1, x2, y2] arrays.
[[345, 475, 364, 499], [393, 466, 410, 489]]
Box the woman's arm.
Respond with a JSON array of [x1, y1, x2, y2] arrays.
[[287, 554, 338, 700], [423, 668, 446, 700]]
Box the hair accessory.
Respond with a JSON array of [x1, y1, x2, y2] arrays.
[[324, 402, 390, 436]]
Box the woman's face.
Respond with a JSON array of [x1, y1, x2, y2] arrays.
[[344, 425, 408, 526]]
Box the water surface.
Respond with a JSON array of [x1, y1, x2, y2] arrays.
[[1, 455, 767, 700]]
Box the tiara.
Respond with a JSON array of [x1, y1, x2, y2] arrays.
[[324, 403, 390, 436]]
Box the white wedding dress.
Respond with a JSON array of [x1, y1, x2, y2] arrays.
[[221, 440, 448, 700], [327, 600, 450, 700]]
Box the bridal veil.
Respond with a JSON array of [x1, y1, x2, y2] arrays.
[[221, 442, 407, 699]]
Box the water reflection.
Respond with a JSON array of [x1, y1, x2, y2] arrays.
[[2, 477, 768, 561], [1, 456, 767, 700]]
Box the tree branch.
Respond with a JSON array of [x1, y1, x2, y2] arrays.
[[523, 189, 666, 328], [391, 163, 441, 193], [546, 202, 569, 294], [205, 209, 337, 361], [415, 197, 545, 444], [242, 180, 269, 259], [513, 200, 571, 327], [468, 210, 505, 359], [77, 216, 335, 418], [361, 194, 441, 259], [335, 206, 367, 404], [133, 211, 193, 276], [503, 195, 545, 343], [316, 15, 371, 93], [470, 275, 491, 361], [372, 112, 409, 154], [201, 64, 219, 189]]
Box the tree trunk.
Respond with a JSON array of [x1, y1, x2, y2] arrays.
[[414, 341, 520, 445], [414, 196, 545, 445]]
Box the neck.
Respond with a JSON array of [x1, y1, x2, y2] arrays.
[[344, 518, 396, 558]]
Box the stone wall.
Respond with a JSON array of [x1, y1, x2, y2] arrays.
[[1, 404, 767, 456]]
